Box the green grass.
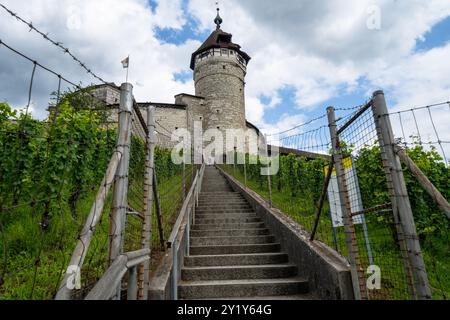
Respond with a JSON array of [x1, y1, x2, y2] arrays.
[[0, 167, 193, 300], [220, 164, 450, 300]]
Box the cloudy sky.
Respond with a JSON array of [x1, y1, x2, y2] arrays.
[[1, 0, 449, 151]]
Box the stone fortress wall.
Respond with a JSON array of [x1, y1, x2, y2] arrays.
[[88, 22, 259, 157], [194, 50, 247, 134]]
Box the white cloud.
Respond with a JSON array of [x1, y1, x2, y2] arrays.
[[188, 0, 450, 139], [1, 0, 449, 153], [0, 0, 198, 119]]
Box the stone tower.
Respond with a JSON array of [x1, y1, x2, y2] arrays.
[[190, 8, 251, 135]]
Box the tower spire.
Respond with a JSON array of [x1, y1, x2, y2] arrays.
[[214, 2, 222, 30]]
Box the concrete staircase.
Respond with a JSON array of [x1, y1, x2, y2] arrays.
[[178, 166, 310, 300]]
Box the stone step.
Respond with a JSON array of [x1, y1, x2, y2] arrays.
[[196, 209, 254, 214], [190, 228, 270, 238], [194, 217, 262, 224], [181, 264, 298, 281], [184, 252, 289, 267], [197, 204, 252, 209], [198, 196, 245, 200], [196, 209, 255, 214], [190, 243, 281, 255], [200, 192, 241, 195], [195, 213, 257, 220], [191, 222, 266, 230], [178, 278, 309, 299], [199, 193, 242, 196], [190, 235, 276, 246], [195, 207, 255, 213], [197, 201, 249, 205]]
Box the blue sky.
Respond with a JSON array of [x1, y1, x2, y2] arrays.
[[1, 0, 450, 140], [149, 1, 450, 134]]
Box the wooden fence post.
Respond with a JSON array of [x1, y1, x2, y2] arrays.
[[372, 90, 431, 300], [109, 82, 133, 300], [327, 106, 368, 300], [137, 106, 156, 300]]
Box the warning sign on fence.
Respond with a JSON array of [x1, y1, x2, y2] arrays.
[[325, 157, 364, 228]]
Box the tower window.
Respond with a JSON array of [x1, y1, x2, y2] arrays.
[[199, 116, 203, 120], [216, 110, 220, 113], [217, 127, 220, 130], [223, 65, 226, 70], [175, 127, 179, 130]]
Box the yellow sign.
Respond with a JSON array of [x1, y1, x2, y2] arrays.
[[324, 157, 352, 175]]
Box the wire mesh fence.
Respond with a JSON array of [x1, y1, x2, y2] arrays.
[[0, 27, 197, 299], [0, 39, 118, 298], [220, 94, 450, 300], [335, 103, 413, 300]]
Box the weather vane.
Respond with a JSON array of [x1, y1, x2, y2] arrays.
[[214, 1, 222, 29]]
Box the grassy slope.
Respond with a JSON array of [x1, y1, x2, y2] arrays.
[[0, 168, 193, 300], [221, 165, 450, 300]]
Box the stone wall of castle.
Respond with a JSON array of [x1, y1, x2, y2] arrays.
[[93, 85, 120, 105], [138, 106, 188, 149], [194, 55, 247, 134]]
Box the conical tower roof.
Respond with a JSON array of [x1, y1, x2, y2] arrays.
[[190, 11, 250, 70]]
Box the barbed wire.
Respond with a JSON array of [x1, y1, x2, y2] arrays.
[[0, 3, 110, 85], [265, 114, 327, 137], [0, 39, 112, 110], [388, 101, 450, 115], [266, 103, 368, 138]]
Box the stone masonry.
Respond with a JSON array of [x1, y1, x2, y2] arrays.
[[90, 20, 259, 154]]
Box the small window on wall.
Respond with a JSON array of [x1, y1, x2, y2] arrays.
[[216, 110, 220, 113], [223, 65, 226, 70], [175, 127, 179, 130], [199, 116, 203, 120], [217, 127, 220, 130]]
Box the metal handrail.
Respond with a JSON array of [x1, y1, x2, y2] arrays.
[[167, 163, 205, 248], [166, 162, 205, 300], [85, 248, 150, 300]]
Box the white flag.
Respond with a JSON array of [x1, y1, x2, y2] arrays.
[[121, 56, 129, 69]]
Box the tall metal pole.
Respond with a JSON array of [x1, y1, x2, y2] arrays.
[[153, 172, 165, 249], [264, 135, 273, 207], [183, 153, 186, 201], [244, 154, 248, 188], [233, 147, 237, 176], [327, 106, 368, 300], [108, 83, 133, 300], [372, 90, 431, 300], [138, 106, 156, 300]]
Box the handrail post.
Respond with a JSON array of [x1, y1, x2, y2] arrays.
[[244, 154, 248, 188], [372, 90, 431, 300], [172, 239, 178, 300], [127, 266, 138, 300], [327, 106, 367, 300], [109, 82, 133, 300]]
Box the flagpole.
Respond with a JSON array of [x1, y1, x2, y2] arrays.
[[126, 55, 130, 83]]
